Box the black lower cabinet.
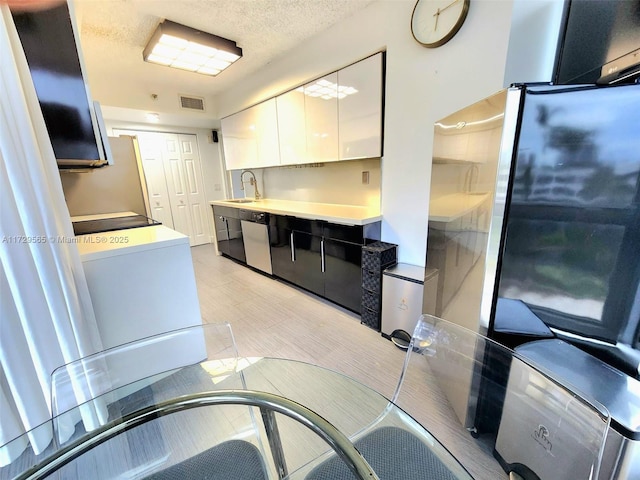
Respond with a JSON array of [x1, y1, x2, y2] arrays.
[[293, 231, 324, 296], [269, 214, 381, 315], [269, 218, 296, 284], [324, 239, 363, 313], [226, 217, 246, 263], [269, 216, 323, 295], [213, 206, 245, 264]]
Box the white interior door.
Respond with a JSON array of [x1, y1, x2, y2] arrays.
[[132, 132, 174, 229], [178, 134, 209, 246], [161, 135, 195, 243]]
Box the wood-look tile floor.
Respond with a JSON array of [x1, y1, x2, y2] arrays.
[[191, 244, 508, 480]]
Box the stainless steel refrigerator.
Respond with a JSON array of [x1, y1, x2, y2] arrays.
[[424, 82, 640, 432]]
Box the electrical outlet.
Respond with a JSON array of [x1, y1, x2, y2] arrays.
[[362, 171, 370, 185]]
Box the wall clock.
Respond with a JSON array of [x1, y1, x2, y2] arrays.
[[411, 0, 470, 48]]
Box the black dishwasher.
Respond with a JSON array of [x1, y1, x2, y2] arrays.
[[212, 206, 245, 264]]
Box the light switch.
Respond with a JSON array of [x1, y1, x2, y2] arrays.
[[362, 171, 370, 185]]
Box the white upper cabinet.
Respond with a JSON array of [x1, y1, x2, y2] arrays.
[[221, 98, 280, 170], [221, 54, 384, 170], [221, 108, 255, 170], [276, 88, 307, 166], [304, 72, 340, 164], [338, 53, 383, 160], [253, 99, 280, 167]]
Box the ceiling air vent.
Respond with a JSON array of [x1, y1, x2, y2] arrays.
[[179, 95, 205, 111]]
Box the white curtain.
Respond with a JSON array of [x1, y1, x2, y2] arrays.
[[0, 5, 106, 466]]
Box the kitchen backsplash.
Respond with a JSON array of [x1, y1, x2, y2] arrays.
[[262, 158, 381, 207]]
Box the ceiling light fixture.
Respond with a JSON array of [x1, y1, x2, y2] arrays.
[[296, 79, 358, 100], [143, 20, 242, 76]]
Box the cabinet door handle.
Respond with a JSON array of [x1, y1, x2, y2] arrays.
[[290, 232, 296, 262], [321, 239, 325, 273]]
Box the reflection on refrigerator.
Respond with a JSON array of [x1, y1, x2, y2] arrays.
[[424, 82, 640, 436]]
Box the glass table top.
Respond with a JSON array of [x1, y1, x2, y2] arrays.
[[0, 357, 472, 480]]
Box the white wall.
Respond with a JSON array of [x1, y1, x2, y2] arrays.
[[503, 0, 565, 86], [61, 136, 147, 216], [215, 0, 517, 266]]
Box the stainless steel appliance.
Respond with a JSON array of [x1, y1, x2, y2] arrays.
[[240, 210, 272, 275], [496, 339, 640, 480], [425, 82, 640, 477], [381, 264, 437, 348], [427, 82, 640, 365]]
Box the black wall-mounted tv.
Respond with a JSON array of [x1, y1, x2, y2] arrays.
[[553, 0, 640, 85]]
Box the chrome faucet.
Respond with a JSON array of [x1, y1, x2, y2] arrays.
[[240, 170, 261, 200]]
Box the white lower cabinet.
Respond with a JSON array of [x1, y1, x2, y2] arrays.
[[78, 226, 205, 389]]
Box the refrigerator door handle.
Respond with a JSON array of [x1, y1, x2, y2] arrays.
[[321, 239, 325, 273]]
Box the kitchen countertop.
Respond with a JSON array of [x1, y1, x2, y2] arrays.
[[210, 198, 382, 226], [428, 192, 491, 223], [75, 225, 189, 262]]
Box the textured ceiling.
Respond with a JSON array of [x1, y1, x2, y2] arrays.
[[74, 0, 374, 123]]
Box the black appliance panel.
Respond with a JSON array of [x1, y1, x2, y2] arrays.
[[554, 0, 640, 84], [497, 84, 640, 344], [239, 209, 268, 224], [72, 215, 160, 236], [511, 85, 640, 209]]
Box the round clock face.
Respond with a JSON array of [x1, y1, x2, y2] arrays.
[[411, 0, 470, 48]]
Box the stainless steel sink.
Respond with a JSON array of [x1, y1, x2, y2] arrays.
[[225, 199, 255, 204]]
